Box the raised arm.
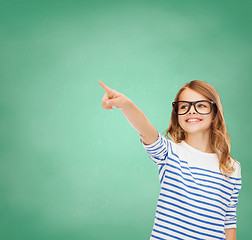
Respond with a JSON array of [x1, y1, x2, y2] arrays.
[[120, 100, 158, 145], [99, 81, 158, 145]]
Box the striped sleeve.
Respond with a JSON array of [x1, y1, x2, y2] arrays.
[[224, 163, 242, 229], [139, 131, 169, 165]]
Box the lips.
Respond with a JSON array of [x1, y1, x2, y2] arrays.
[[185, 118, 202, 122]]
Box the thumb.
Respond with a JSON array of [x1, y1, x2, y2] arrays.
[[106, 99, 114, 106]]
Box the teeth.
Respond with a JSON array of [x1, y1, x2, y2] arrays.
[[187, 119, 200, 122]]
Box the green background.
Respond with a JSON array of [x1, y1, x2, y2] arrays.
[[1, 0, 251, 239]]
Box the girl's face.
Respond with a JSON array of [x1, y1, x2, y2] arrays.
[[177, 88, 214, 136]]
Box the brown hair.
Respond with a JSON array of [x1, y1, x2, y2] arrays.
[[163, 80, 239, 181]]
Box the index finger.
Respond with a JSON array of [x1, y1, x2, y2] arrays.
[[99, 81, 112, 92]]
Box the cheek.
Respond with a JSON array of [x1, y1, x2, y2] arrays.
[[178, 117, 185, 126], [202, 116, 213, 126], [205, 113, 213, 122]]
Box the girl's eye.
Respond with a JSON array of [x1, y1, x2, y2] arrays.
[[180, 105, 188, 109], [198, 104, 206, 108]]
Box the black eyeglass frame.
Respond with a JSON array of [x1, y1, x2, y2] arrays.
[[172, 100, 216, 115]]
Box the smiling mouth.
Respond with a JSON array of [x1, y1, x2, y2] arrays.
[[186, 119, 203, 123]]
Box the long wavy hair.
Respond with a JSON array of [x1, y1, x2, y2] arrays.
[[163, 80, 239, 181]]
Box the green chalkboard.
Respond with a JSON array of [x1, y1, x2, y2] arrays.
[[0, 0, 251, 239]]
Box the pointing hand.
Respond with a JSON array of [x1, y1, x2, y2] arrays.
[[99, 81, 131, 110]]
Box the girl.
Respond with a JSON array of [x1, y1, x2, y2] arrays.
[[99, 80, 242, 240]]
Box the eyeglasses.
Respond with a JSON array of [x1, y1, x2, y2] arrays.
[[172, 100, 216, 115]]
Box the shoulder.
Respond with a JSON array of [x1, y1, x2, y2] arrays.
[[157, 132, 173, 144], [140, 132, 172, 148], [157, 133, 178, 150]]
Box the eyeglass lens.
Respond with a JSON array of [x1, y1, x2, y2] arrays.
[[174, 101, 212, 115]]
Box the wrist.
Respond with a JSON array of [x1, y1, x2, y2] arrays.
[[121, 98, 134, 111]]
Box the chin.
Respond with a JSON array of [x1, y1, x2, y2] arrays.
[[180, 125, 209, 134], [185, 127, 211, 135], [180, 121, 212, 133]]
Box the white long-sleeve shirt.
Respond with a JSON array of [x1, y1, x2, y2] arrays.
[[140, 132, 242, 240]]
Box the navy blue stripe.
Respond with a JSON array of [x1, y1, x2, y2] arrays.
[[169, 141, 180, 159], [143, 136, 162, 149], [167, 156, 235, 187], [159, 165, 165, 184], [156, 217, 223, 238], [159, 193, 225, 217], [150, 234, 170, 240], [154, 222, 209, 240], [158, 199, 224, 221], [231, 196, 238, 200], [159, 164, 164, 174], [164, 174, 230, 202], [157, 209, 224, 232], [146, 145, 166, 157], [189, 166, 241, 180], [166, 169, 230, 201], [166, 167, 233, 191], [179, 160, 237, 185], [152, 229, 184, 240], [165, 161, 235, 190], [161, 184, 227, 211], [225, 222, 236, 225], [189, 171, 237, 187], [157, 204, 223, 227], [195, 177, 233, 191]]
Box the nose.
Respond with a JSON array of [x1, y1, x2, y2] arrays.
[[188, 104, 197, 114]]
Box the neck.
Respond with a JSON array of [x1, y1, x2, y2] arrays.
[[184, 131, 214, 153]]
